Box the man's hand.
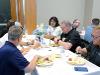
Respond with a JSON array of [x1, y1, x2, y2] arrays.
[[53, 37, 60, 44], [76, 46, 87, 54]]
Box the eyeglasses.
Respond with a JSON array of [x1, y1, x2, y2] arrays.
[[91, 34, 100, 39]]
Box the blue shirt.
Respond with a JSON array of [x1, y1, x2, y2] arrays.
[[84, 25, 94, 42], [0, 41, 29, 75]]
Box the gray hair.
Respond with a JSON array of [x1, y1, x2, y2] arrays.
[[8, 25, 23, 40], [61, 20, 72, 28]]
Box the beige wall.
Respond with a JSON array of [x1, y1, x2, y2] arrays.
[[92, 0, 100, 18], [36, 0, 100, 29], [36, 0, 85, 28], [83, 0, 93, 27], [83, 0, 100, 27]]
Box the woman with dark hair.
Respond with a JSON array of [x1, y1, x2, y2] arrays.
[[45, 16, 62, 39], [49, 16, 60, 27]]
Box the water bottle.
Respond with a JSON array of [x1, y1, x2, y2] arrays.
[[82, 27, 85, 35]]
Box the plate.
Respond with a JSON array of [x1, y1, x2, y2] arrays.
[[37, 56, 53, 67], [49, 54, 61, 61], [49, 43, 59, 47], [37, 61, 53, 67], [67, 57, 85, 65]]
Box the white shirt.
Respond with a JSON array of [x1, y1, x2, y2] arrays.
[[47, 26, 62, 37], [0, 33, 8, 47]]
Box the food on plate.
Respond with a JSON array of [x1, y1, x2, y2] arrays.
[[44, 34, 55, 39], [22, 51, 28, 55], [37, 56, 53, 66], [67, 57, 85, 65], [49, 54, 61, 61], [49, 43, 59, 47]]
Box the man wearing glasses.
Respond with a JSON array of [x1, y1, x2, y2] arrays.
[[76, 26, 100, 67]]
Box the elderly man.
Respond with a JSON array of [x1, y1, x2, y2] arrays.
[[0, 25, 39, 75], [76, 26, 100, 66], [54, 21, 81, 52]]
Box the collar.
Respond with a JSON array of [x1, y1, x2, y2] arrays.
[[5, 41, 17, 48], [64, 28, 74, 35]]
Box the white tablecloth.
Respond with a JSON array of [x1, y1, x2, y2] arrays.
[[1, 34, 99, 75], [24, 47, 100, 75]]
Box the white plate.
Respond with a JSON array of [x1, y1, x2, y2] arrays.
[[37, 62, 53, 67], [67, 57, 85, 65]]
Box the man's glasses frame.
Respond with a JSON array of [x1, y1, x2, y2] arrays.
[[91, 34, 100, 39]]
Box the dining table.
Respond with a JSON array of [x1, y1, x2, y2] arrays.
[[14, 34, 100, 75], [24, 39, 100, 75]]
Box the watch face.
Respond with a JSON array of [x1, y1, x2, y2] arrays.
[[62, 38, 66, 41]]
